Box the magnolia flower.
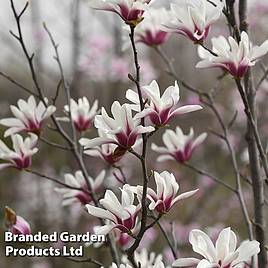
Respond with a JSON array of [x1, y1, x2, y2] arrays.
[[55, 170, 105, 206], [5, 206, 31, 235], [152, 127, 207, 163], [61, 98, 98, 132], [87, 0, 153, 26], [196, 31, 268, 77], [162, 0, 223, 43], [126, 80, 202, 127], [86, 184, 141, 235], [111, 263, 165, 268], [110, 264, 132, 268], [0, 95, 56, 137], [121, 249, 167, 268], [0, 134, 38, 170], [80, 101, 154, 150], [135, 8, 170, 46], [172, 227, 260, 268], [136, 171, 198, 214], [82, 129, 122, 165]]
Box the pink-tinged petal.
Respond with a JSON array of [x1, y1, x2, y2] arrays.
[[134, 107, 155, 120], [42, 105, 56, 119], [171, 189, 199, 207], [170, 105, 203, 117], [4, 127, 25, 137], [86, 204, 116, 222], [172, 257, 200, 267], [94, 224, 116, 236], [192, 133, 207, 150], [157, 155, 174, 162], [151, 143, 169, 154], [215, 227, 237, 262], [0, 118, 24, 128], [80, 137, 117, 148], [233, 240, 260, 265], [189, 229, 217, 262], [196, 259, 216, 268], [222, 251, 239, 267], [251, 40, 268, 61], [11, 216, 31, 235], [131, 125, 155, 136], [196, 60, 225, 69], [0, 163, 13, 170]]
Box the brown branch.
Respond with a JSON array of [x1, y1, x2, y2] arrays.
[[25, 169, 89, 193], [125, 25, 149, 267]]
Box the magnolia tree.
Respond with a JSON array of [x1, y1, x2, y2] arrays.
[[1, 0, 268, 267]]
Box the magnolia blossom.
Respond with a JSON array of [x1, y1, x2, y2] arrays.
[[5, 206, 31, 235], [136, 171, 198, 214], [86, 184, 141, 235], [55, 170, 105, 206], [152, 127, 207, 163], [196, 31, 268, 77], [62, 98, 98, 132], [80, 101, 154, 150], [126, 80, 202, 127], [111, 263, 165, 268], [120, 249, 167, 268], [162, 0, 223, 42], [0, 134, 38, 170], [87, 0, 152, 25], [82, 129, 122, 165], [172, 227, 260, 268], [0, 95, 56, 137], [135, 8, 170, 46]]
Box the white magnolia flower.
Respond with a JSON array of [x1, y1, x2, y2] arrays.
[[152, 127, 207, 163], [62, 98, 98, 132], [80, 101, 154, 150], [55, 170, 105, 206], [107, 249, 169, 268], [86, 184, 141, 235], [196, 31, 268, 77], [135, 8, 170, 46], [136, 171, 198, 214], [0, 134, 38, 170], [121, 249, 167, 268], [0, 95, 56, 137], [110, 264, 132, 268], [172, 227, 260, 268], [162, 0, 223, 42], [82, 129, 122, 165], [87, 0, 153, 25], [127, 80, 202, 127]]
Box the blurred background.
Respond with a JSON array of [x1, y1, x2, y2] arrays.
[[0, 0, 268, 267]]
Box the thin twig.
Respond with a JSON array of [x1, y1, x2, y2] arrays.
[[0, 71, 39, 97]]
